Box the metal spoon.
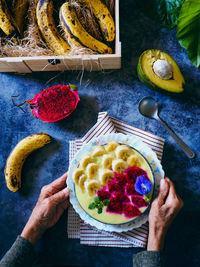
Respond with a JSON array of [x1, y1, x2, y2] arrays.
[[138, 97, 195, 159]]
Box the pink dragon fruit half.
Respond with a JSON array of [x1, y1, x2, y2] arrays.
[[25, 84, 80, 123]]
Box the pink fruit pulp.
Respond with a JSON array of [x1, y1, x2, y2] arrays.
[[97, 166, 150, 218], [27, 84, 80, 123]]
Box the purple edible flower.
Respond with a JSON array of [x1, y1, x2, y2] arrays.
[[135, 175, 152, 195]]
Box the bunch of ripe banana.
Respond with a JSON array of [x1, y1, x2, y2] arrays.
[[36, 0, 115, 55], [0, 0, 29, 43]]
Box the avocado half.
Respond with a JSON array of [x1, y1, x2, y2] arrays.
[[137, 49, 185, 93]]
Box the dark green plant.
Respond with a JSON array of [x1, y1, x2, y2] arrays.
[[136, 0, 184, 29], [177, 0, 200, 68]]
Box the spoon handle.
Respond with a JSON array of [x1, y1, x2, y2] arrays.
[[157, 116, 195, 159]]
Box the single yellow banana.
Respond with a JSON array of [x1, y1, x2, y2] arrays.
[[4, 133, 51, 192], [0, 0, 21, 40], [59, 2, 112, 54], [36, 0, 71, 55], [81, 0, 115, 42], [12, 0, 29, 35]]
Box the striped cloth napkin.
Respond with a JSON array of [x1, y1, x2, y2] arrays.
[[67, 112, 165, 248]]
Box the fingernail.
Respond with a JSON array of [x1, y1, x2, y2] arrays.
[[63, 187, 70, 197]]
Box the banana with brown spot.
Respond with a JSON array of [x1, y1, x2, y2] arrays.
[[12, 0, 29, 35], [0, 0, 21, 41], [36, 0, 71, 55], [81, 0, 115, 42], [4, 133, 51, 192], [59, 2, 112, 54]]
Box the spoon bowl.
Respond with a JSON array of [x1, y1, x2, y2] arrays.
[[138, 97, 158, 119]]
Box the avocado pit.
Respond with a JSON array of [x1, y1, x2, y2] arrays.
[[153, 59, 173, 80]]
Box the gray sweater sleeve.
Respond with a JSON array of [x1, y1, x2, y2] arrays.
[[0, 236, 35, 267], [133, 251, 164, 267]]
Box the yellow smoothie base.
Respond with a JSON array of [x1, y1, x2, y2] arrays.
[[75, 146, 154, 225]]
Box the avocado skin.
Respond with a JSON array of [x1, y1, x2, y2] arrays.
[[137, 49, 185, 94], [137, 58, 156, 91]]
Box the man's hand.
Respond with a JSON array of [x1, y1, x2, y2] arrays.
[[147, 177, 183, 251], [21, 172, 70, 245]]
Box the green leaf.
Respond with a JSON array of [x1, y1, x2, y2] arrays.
[[98, 202, 104, 208], [94, 196, 100, 204], [103, 199, 111, 206], [177, 0, 200, 68], [136, 0, 184, 29], [97, 207, 103, 214], [144, 195, 151, 203], [88, 203, 96, 209]]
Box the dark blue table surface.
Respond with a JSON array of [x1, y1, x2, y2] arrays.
[[0, 1, 200, 266]]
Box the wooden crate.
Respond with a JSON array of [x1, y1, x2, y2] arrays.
[[0, 0, 121, 73]]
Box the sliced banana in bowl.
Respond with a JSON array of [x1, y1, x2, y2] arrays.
[[80, 155, 94, 169], [86, 163, 98, 179], [99, 169, 114, 186], [112, 159, 127, 173], [92, 146, 106, 157], [73, 169, 84, 185], [115, 145, 132, 160], [102, 154, 114, 169], [85, 180, 101, 196], [128, 154, 141, 167], [106, 140, 119, 152], [79, 174, 87, 192]]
